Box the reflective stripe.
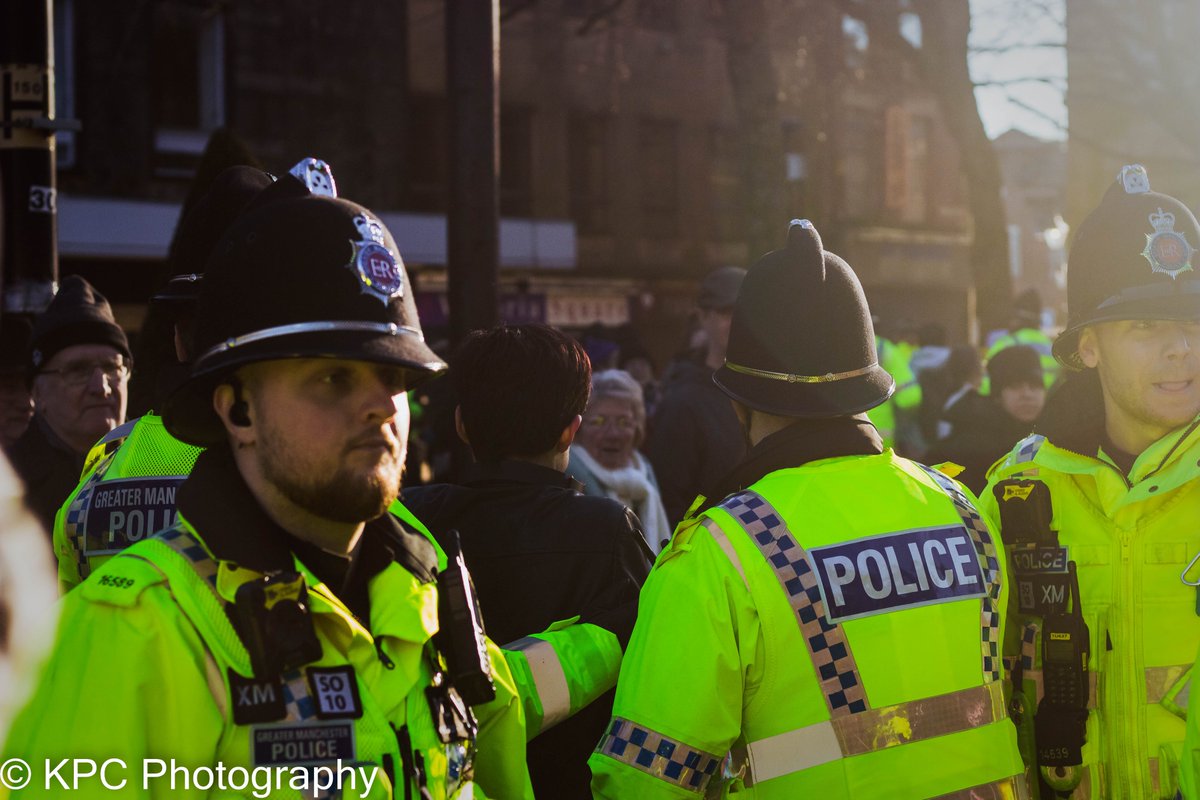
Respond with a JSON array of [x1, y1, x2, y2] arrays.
[[596, 717, 721, 793], [733, 682, 1007, 786], [1145, 664, 1190, 705], [723, 359, 882, 384], [932, 775, 1031, 800], [701, 517, 749, 592], [197, 320, 426, 364], [507, 636, 571, 732], [719, 491, 868, 717]]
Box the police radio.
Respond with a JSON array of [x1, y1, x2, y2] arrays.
[[435, 530, 496, 706], [1034, 562, 1090, 796], [232, 572, 323, 678]]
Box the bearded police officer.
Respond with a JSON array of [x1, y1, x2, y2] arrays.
[[4, 189, 533, 798], [982, 165, 1200, 799], [589, 220, 1025, 798]]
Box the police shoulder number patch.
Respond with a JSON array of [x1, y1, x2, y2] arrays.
[[808, 525, 987, 624], [307, 666, 363, 720]]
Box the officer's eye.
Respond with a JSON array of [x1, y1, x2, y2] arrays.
[[317, 368, 352, 388], [1132, 320, 1158, 331]]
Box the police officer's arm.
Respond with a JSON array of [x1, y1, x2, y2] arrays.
[[590, 515, 756, 799], [471, 636, 536, 800], [3, 559, 222, 799]]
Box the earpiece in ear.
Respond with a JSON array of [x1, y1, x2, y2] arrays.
[[230, 400, 251, 428]]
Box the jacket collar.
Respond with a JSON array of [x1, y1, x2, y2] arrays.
[[700, 416, 883, 513], [465, 458, 583, 492]]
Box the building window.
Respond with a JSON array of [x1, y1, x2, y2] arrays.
[[843, 107, 882, 220], [54, 0, 77, 169], [151, 1, 226, 173], [708, 127, 741, 242], [842, 15, 868, 70], [568, 113, 610, 234], [639, 118, 679, 238], [405, 95, 449, 213], [636, 0, 679, 32], [500, 106, 534, 217], [884, 107, 931, 223]]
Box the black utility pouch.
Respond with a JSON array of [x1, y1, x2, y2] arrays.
[[994, 479, 1055, 547], [434, 530, 496, 706], [232, 571, 323, 677]]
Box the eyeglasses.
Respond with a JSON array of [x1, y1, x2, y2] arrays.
[[40, 361, 130, 387], [584, 414, 636, 432]]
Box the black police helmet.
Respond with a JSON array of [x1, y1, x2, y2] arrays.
[[713, 219, 895, 417], [162, 193, 446, 446], [1053, 164, 1200, 369]]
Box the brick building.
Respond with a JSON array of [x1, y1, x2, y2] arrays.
[[48, 0, 978, 363]]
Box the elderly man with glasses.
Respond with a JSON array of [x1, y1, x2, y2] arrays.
[[6, 275, 131, 533]]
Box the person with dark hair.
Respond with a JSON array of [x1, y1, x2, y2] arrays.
[[926, 345, 1045, 494], [983, 286, 1060, 390], [6, 275, 131, 532], [403, 323, 652, 800]]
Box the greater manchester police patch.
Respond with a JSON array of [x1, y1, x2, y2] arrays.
[[809, 526, 987, 624]]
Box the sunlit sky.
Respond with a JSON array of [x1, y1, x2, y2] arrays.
[[969, 0, 1067, 141]]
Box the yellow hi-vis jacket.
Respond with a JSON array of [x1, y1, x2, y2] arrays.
[[589, 450, 1025, 799], [4, 514, 534, 800], [982, 417, 1200, 799], [54, 414, 202, 592]]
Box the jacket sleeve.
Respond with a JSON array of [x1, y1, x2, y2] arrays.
[[471, 636, 536, 800], [589, 513, 757, 799], [3, 561, 223, 799]]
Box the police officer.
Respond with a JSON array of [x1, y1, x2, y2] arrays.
[[4, 188, 533, 798], [52, 161, 286, 591], [589, 220, 1025, 798], [982, 165, 1200, 799], [983, 288, 1061, 392]]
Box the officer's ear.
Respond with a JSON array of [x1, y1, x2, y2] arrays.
[[1076, 327, 1101, 369], [557, 414, 583, 453], [213, 380, 255, 447]]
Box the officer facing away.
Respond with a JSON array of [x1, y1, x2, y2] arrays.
[[4, 190, 533, 798], [589, 220, 1025, 798], [981, 165, 1200, 799]]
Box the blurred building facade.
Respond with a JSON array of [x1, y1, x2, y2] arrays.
[[1065, 0, 1200, 237], [50, 0, 978, 361], [993, 129, 1067, 329]]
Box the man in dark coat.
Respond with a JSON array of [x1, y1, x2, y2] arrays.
[[402, 323, 653, 799], [6, 276, 131, 531], [645, 266, 748, 525], [926, 345, 1045, 493]]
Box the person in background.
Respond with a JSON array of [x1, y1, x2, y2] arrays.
[[926, 345, 1045, 493], [983, 287, 1060, 392], [403, 323, 652, 799], [6, 276, 130, 533], [0, 317, 34, 448], [570, 369, 670, 553], [645, 266, 747, 525]]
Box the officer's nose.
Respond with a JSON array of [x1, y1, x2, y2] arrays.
[[362, 368, 408, 424], [1163, 322, 1198, 360]]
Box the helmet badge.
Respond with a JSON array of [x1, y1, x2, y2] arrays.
[[289, 157, 338, 198], [1121, 164, 1150, 195], [1142, 207, 1196, 279], [348, 213, 404, 303]]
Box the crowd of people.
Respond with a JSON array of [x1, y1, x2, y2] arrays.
[[0, 155, 1199, 800]]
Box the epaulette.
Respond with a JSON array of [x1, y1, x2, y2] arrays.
[[82, 418, 139, 475]]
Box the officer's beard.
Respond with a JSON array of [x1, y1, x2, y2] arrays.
[[257, 425, 406, 524]]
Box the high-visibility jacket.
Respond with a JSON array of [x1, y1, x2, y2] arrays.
[[4, 513, 533, 800], [982, 329, 1060, 394], [867, 337, 921, 450], [54, 414, 202, 592], [981, 417, 1200, 799], [1181, 642, 1200, 799], [590, 450, 1026, 799]]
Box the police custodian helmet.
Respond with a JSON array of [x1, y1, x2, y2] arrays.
[[162, 167, 446, 446], [1053, 164, 1200, 369], [713, 219, 895, 417]]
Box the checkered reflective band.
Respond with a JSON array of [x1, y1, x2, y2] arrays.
[[596, 717, 721, 793], [917, 465, 1003, 682], [64, 451, 117, 580], [1015, 434, 1045, 465], [718, 492, 868, 716]]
